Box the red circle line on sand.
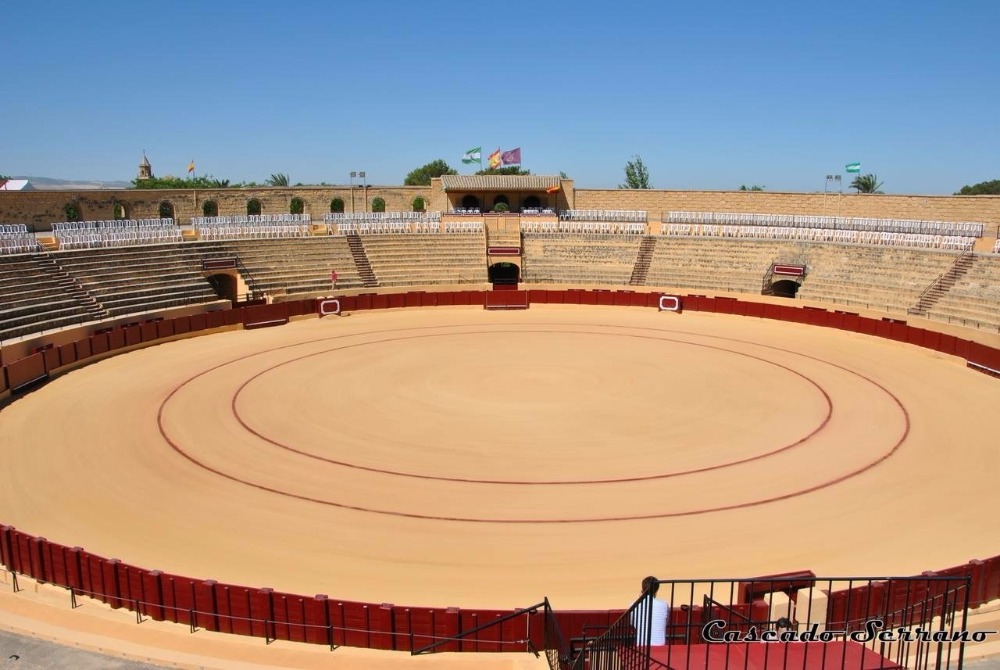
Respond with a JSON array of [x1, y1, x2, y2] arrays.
[[155, 322, 911, 523], [228, 329, 833, 485]]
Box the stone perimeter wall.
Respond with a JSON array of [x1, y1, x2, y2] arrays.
[[0, 186, 433, 230], [1, 186, 999, 231], [575, 189, 1000, 227]]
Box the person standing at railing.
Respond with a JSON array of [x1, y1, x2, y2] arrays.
[[631, 576, 669, 646]]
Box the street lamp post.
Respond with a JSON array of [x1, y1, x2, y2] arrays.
[[359, 171, 367, 212], [349, 171, 356, 213], [824, 175, 842, 217]]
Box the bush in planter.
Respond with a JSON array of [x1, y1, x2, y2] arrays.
[[493, 202, 509, 213]]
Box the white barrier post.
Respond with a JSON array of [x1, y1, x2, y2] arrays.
[[319, 299, 342, 316], [658, 295, 682, 313]]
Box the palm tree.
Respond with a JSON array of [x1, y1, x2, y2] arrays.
[[267, 172, 290, 187], [851, 173, 884, 194]]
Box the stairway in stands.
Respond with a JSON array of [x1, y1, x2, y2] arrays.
[[629, 236, 657, 286], [346, 235, 379, 288], [32, 253, 108, 321], [907, 251, 974, 316]]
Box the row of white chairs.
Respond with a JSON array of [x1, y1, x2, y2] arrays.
[[194, 222, 309, 240], [665, 211, 984, 237], [520, 208, 557, 215], [0, 236, 40, 255], [52, 218, 176, 232], [449, 207, 481, 215], [524, 221, 646, 235], [56, 229, 183, 250], [560, 209, 647, 223], [660, 224, 975, 250], [444, 222, 484, 233], [324, 211, 442, 222], [190, 214, 312, 226], [333, 222, 442, 235], [0, 223, 30, 236]]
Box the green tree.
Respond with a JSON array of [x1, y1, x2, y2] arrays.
[[371, 197, 386, 213], [475, 166, 531, 176], [739, 185, 765, 191], [267, 173, 290, 187], [133, 175, 231, 189], [290, 197, 305, 215], [619, 155, 651, 189], [850, 173, 884, 194], [956, 179, 1000, 195], [405, 160, 457, 186]]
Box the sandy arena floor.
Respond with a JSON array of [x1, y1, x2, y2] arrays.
[[1, 305, 999, 619]]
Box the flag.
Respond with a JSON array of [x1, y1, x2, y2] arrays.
[[500, 147, 521, 166], [546, 184, 561, 194], [187, 161, 196, 174], [488, 147, 502, 170], [462, 147, 482, 164], [845, 162, 861, 173]]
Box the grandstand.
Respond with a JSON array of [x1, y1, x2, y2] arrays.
[[216, 236, 363, 296], [1, 179, 1000, 669], [521, 234, 643, 285], [0, 255, 95, 341]]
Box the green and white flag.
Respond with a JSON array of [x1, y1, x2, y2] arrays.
[[462, 147, 482, 164], [845, 162, 861, 173]]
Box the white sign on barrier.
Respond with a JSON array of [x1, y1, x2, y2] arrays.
[[658, 295, 682, 312], [319, 299, 341, 316]]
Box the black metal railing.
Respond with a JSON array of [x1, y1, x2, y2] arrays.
[[578, 575, 972, 670]]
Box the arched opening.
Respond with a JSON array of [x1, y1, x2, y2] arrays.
[[206, 273, 238, 301], [290, 197, 305, 215], [159, 201, 174, 220], [203, 200, 219, 217], [113, 202, 128, 220], [412, 196, 426, 212], [769, 280, 800, 298], [488, 262, 520, 285], [370, 197, 386, 213], [247, 198, 262, 216], [523, 195, 541, 209], [207, 272, 239, 301], [330, 197, 345, 213], [461, 194, 480, 210], [492, 194, 509, 210]]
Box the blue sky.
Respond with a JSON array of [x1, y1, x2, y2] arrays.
[[2, 1, 997, 194]]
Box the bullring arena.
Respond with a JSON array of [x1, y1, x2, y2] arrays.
[[1, 176, 1000, 669]]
